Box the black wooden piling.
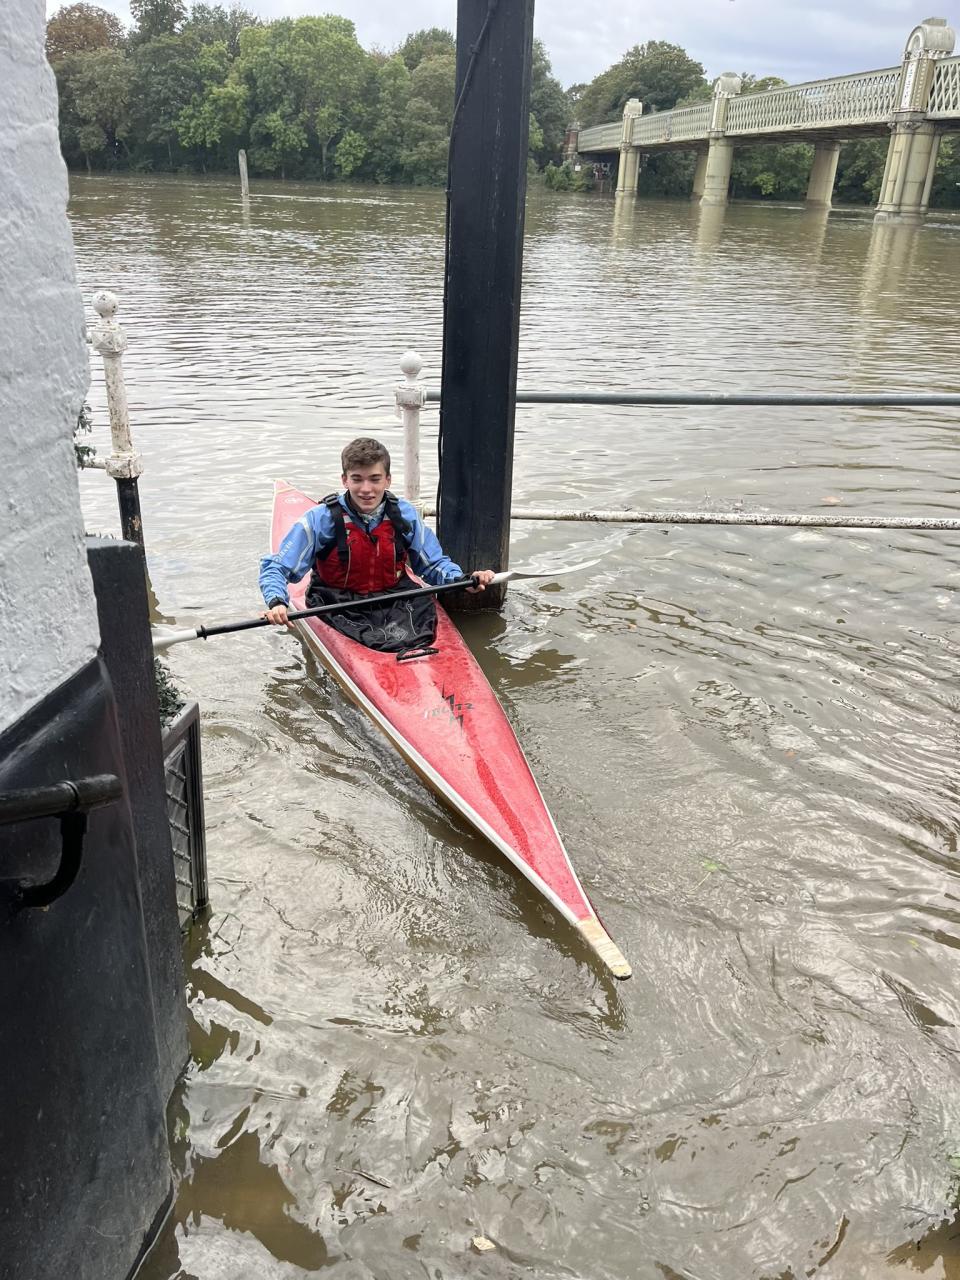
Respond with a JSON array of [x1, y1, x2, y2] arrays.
[[438, 0, 536, 608]]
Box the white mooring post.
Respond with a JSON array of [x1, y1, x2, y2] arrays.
[[89, 290, 145, 545], [238, 148, 250, 199], [395, 351, 425, 508]]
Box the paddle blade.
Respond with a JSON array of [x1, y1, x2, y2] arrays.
[[577, 917, 632, 980], [495, 558, 600, 584], [152, 627, 200, 652]]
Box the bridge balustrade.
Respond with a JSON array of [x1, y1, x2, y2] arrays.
[[725, 67, 901, 135], [633, 102, 711, 146], [928, 54, 960, 116]]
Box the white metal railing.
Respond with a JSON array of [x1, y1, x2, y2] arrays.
[[633, 101, 711, 145], [929, 54, 960, 116], [577, 121, 622, 150], [726, 66, 901, 134]]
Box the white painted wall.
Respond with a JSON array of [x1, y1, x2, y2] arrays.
[[0, 0, 100, 734]]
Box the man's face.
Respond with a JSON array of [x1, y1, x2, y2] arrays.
[[343, 463, 390, 514]]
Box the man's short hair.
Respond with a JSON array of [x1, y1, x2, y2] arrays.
[[341, 437, 391, 474]]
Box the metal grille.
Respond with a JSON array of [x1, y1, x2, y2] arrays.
[[162, 702, 208, 929], [634, 102, 711, 146], [726, 67, 900, 134], [576, 121, 622, 151], [929, 55, 960, 117]]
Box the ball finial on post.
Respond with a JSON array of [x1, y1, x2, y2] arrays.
[[92, 290, 119, 320]]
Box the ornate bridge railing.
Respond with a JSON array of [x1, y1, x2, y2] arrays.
[[578, 121, 621, 150], [725, 66, 900, 134], [633, 101, 711, 146], [929, 54, 960, 116]]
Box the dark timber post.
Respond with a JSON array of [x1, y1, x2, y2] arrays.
[[438, 0, 536, 609]]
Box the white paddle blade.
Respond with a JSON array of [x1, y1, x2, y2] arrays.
[[492, 558, 600, 584], [152, 628, 200, 653]]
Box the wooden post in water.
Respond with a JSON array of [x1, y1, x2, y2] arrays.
[[238, 148, 250, 199], [437, 0, 535, 608], [89, 291, 145, 546]]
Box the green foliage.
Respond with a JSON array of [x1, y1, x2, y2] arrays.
[[56, 46, 133, 170], [130, 0, 187, 43], [834, 138, 887, 205], [335, 129, 367, 176], [730, 142, 813, 201], [544, 162, 594, 193], [402, 52, 455, 184], [154, 657, 185, 726], [637, 150, 696, 198], [931, 135, 960, 208], [529, 39, 569, 169], [577, 41, 706, 127], [397, 27, 455, 72]]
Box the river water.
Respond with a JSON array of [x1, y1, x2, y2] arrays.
[[70, 175, 960, 1279]]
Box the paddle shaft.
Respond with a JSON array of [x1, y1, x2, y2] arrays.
[[164, 575, 478, 648]]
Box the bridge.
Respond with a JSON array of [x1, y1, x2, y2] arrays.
[[568, 17, 960, 220]]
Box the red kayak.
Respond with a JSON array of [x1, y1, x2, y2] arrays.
[[272, 481, 630, 980]]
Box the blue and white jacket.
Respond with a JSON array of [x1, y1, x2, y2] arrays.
[[259, 492, 465, 606]]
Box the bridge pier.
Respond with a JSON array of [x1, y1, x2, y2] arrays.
[[875, 17, 955, 222], [699, 138, 734, 206], [805, 141, 841, 208], [615, 98, 643, 195], [691, 149, 708, 202], [876, 120, 942, 222]]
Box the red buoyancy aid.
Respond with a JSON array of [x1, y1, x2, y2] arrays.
[[312, 492, 411, 594]]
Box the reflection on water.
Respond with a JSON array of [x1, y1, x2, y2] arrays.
[[70, 176, 960, 1278]]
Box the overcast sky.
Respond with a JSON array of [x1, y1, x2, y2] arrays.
[[48, 0, 954, 87]]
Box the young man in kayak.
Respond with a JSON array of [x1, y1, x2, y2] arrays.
[[260, 437, 495, 653]]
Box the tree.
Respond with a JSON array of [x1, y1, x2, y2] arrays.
[[55, 47, 133, 170], [233, 16, 370, 178], [529, 39, 569, 169], [402, 51, 455, 184], [130, 35, 206, 167], [398, 27, 454, 72], [577, 41, 707, 126], [366, 54, 411, 182], [176, 42, 245, 163], [182, 3, 259, 58], [46, 3, 125, 64], [129, 0, 186, 43]]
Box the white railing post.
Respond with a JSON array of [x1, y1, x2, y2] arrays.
[[89, 290, 145, 545], [395, 351, 425, 508]]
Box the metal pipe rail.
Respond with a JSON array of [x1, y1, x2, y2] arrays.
[[423, 390, 960, 408], [420, 505, 960, 532]]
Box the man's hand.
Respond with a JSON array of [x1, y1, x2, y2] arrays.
[[262, 602, 293, 627], [466, 570, 496, 593]]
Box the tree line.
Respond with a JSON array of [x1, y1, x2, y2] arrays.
[[47, 4, 959, 205], [46, 1, 568, 182]]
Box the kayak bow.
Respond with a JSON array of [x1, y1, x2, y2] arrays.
[[272, 481, 631, 981]]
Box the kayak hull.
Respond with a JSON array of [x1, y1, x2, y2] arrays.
[[271, 481, 630, 980]]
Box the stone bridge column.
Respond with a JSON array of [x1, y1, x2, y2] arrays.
[[563, 121, 580, 166], [698, 73, 742, 206], [876, 17, 955, 222], [691, 148, 708, 201], [615, 97, 642, 194], [806, 141, 841, 208]]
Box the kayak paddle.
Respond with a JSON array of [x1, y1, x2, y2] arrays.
[[152, 560, 598, 652]]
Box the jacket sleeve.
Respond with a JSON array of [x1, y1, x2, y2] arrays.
[[399, 502, 465, 586], [259, 507, 333, 606]]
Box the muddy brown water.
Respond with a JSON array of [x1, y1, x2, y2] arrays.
[[70, 175, 960, 1279]]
